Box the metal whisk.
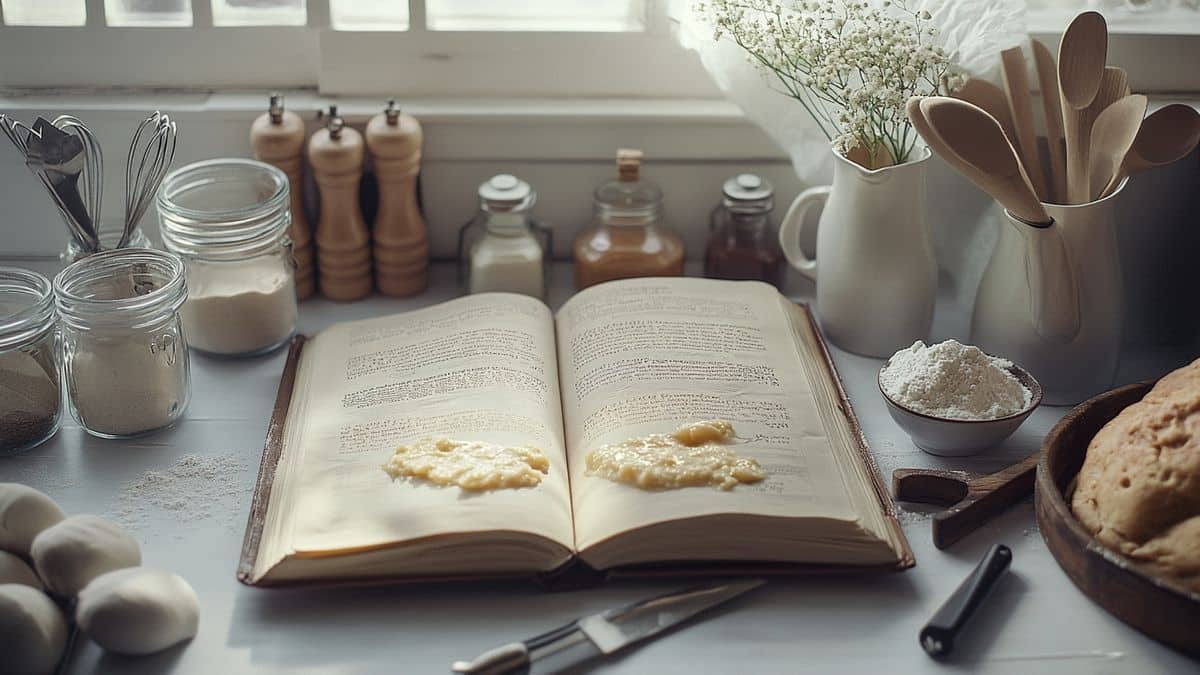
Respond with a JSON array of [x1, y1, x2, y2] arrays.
[[52, 115, 104, 249], [121, 111, 177, 249]]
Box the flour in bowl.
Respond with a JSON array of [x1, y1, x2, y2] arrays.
[[880, 340, 1032, 420]]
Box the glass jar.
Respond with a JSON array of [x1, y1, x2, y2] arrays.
[[574, 150, 684, 289], [158, 158, 297, 357], [0, 268, 61, 455], [457, 174, 551, 298], [54, 248, 190, 439], [62, 223, 152, 265], [704, 174, 785, 287]]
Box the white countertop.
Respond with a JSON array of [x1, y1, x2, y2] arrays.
[[3, 260, 1196, 675]]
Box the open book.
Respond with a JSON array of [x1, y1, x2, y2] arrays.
[[238, 278, 912, 587]]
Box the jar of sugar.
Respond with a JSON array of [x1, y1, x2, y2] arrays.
[[457, 174, 550, 298], [0, 267, 62, 455], [158, 158, 298, 357], [54, 248, 191, 438]]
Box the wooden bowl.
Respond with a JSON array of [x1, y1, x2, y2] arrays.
[[1037, 381, 1200, 656]]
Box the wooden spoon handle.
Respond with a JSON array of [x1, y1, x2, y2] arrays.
[[931, 452, 1040, 549]]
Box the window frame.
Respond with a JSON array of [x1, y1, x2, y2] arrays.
[[0, 2, 1198, 97]]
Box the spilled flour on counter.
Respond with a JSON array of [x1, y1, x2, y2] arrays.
[[110, 453, 251, 536], [880, 340, 1032, 420]]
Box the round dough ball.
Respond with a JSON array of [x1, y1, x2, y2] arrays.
[[77, 567, 199, 655], [0, 483, 65, 556], [0, 549, 42, 589], [30, 515, 140, 597], [0, 583, 68, 675]]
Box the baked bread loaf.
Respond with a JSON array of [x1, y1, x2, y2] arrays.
[[1072, 358, 1200, 593]]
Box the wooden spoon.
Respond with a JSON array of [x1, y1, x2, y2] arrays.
[[894, 452, 1040, 549], [1058, 11, 1108, 204], [1000, 46, 1049, 201], [1087, 94, 1148, 200], [912, 96, 1049, 224], [1101, 103, 1200, 197], [1032, 39, 1067, 203], [952, 78, 1018, 149]]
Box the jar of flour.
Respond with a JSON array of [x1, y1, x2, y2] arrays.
[[158, 158, 298, 357]]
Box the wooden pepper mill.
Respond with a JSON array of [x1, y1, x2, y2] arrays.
[[250, 93, 315, 299], [308, 105, 372, 301], [366, 100, 429, 296]]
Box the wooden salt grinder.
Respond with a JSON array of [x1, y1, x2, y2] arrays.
[[250, 93, 315, 299], [308, 106, 373, 301], [366, 100, 429, 297]]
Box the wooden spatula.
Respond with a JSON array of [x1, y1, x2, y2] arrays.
[[1000, 46, 1048, 201], [953, 78, 1018, 149], [913, 96, 1049, 224], [1032, 39, 1067, 204], [1101, 103, 1200, 198], [1058, 11, 1108, 204], [894, 452, 1040, 549], [1087, 94, 1148, 200]]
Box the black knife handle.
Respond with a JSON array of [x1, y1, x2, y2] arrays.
[[451, 642, 530, 675], [919, 544, 1012, 658]]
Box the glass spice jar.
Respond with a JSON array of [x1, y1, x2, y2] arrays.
[[158, 158, 297, 357], [54, 248, 191, 439], [704, 174, 785, 286], [573, 149, 684, 289], [457, 174, 551, 298], [0, 267, 61, 455]]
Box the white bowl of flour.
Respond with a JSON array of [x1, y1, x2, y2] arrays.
[[878, 340, 1042, 456]]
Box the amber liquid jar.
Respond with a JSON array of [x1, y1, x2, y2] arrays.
[[574, 154, 684, 289], [704, 174, 783, 287]]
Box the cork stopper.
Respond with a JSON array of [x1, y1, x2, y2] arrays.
[[617, 148, 642, 182]]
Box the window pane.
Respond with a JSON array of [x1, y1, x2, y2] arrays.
[[211, 0, 305, 26], [2, 0, 86, 26], [331, 0, 407, 30], [105, 0, 192, 26], [426, 0, 644, 32]]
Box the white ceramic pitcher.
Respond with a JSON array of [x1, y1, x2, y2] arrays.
[[971, 181, 1126, 406], [778, 147, 936, 357]]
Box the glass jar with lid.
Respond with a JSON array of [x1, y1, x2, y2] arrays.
[[574, 149, 684, 289], [158, 158, 297, 357], [0, 267, 61, 455], [456, 174, 551, 298], [54, 248, 190, 439], [704, 173, 785, 287]]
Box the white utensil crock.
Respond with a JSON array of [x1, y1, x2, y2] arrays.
[[971, 181, 1126, 406], [778, 147, 936, 357]]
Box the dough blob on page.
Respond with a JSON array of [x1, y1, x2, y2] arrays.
[[382, 438, 550, 491], [585, 420, 767, 491]]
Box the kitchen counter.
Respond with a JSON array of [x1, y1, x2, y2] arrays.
[[2, 259, 1196, 674]]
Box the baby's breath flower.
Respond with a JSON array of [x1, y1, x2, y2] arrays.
[[701, 0, 961, 166]]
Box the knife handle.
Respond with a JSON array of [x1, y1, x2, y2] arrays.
[[919, 544, 1012, 658], [451, 642, 530, 675]]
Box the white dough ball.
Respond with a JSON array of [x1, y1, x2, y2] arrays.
[[0, 583, 68, 674], [0, 483, 65, 556], [30, 515, 141, 597], [0, 549, 43, 589], [76, 567, 199, 656]]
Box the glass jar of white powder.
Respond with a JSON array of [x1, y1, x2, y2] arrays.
[[54, 248, 191, 438], [158, 158, 297, 357], [456, 174, 550, 298]]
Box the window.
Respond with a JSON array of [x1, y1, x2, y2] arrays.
[[0, 1, 1198, 96]]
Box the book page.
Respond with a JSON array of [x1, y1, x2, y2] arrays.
[[281, 293, 574, 557], [554, 278, 861, 553]]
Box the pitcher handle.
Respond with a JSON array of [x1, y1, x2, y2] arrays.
[[778, 185, 829, 281]]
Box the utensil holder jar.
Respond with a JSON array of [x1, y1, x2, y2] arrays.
[[971, 181, 1126, 406], [54, 248, 190, 438], [0, 267, 61, 455], [158, 158, 297, 357]]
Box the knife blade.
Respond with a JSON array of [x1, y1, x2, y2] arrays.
[[450, 578, 765, 675]]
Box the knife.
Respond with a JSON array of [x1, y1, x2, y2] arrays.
[[451, 578, 766, 675]]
